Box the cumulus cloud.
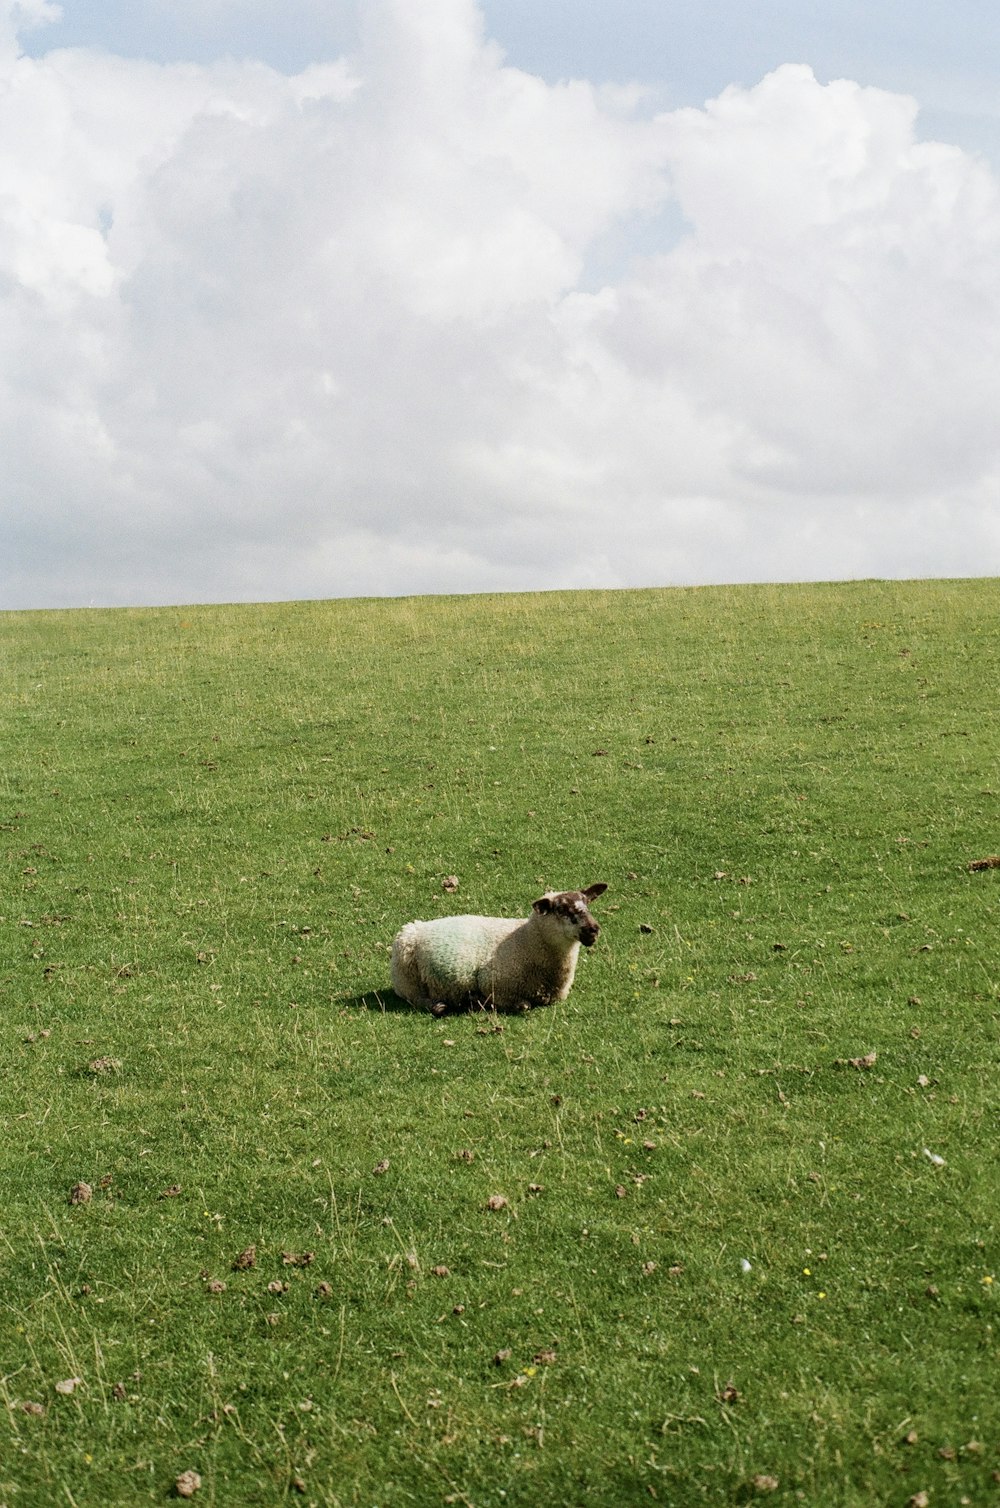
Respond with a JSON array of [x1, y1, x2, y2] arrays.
[[1, 0, 998, 609]]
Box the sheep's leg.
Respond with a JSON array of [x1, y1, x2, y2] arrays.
[[413, 995, 451, 1015], [392, 984, 450, 1015]]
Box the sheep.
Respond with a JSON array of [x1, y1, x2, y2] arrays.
[[390, 884, 608, 1015]]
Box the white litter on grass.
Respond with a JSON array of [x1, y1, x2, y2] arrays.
[[740, 1258, 753, 1273], [923, 1147, 946, 1167]]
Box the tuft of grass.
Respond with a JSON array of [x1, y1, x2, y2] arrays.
[[1, 580, 998, 1506]]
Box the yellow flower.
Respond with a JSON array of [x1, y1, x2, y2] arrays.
[[818, 1291, 827, 1299], [803, 1268, 811, 1276], [982, 1275, 994, 1286]]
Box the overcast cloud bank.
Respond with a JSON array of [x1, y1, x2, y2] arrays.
[[2, 0, 998, 609]]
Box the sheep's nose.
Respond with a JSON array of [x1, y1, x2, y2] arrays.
[[581, 922, 599, 947]]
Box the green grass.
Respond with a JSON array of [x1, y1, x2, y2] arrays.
[[1, 580, 998, 1506]]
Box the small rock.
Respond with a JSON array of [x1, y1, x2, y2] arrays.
[[175, 1469, 202, 1498]]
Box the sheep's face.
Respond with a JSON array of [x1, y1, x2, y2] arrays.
[[533, 884, 608, 947]]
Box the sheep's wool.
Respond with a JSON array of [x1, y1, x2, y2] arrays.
[[403, 916, 517, 996]]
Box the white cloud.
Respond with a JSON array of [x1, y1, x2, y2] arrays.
[[2, 0, 999, 609], [9, 0, 61, 31]]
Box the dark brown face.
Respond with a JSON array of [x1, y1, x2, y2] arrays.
[[534, 886, 607, 945]]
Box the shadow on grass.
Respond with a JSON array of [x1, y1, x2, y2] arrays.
[[340, 990, 510, 1026], [341, 989, 415, 1014]]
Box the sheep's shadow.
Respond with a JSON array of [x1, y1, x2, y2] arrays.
[[340, 990, 509, 1022], [341, 989, 414, 1014]]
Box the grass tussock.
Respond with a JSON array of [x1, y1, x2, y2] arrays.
[[1, 579, 998, 1506]]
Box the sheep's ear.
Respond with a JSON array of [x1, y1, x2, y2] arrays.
[[583, 883, 608, 901], [533, 896, 553, 914]]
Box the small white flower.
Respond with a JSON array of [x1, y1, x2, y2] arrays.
[[740, 1258, 753, 1273], [923, 1147, 946, 1167]]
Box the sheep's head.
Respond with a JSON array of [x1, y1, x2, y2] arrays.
[[533, 883, 608, 946]]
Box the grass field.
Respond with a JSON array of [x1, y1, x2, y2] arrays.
[[1, 579, 998, 1507]]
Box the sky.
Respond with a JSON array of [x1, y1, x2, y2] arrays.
[[3, 0, 1000, 610]]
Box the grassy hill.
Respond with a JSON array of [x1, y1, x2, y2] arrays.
[[1, 580, 998, 1505]]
